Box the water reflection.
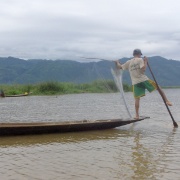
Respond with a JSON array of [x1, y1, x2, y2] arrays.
[[0, 129, 131, 147], [131, 128, 177, 179], [131, 132, 156, 179]]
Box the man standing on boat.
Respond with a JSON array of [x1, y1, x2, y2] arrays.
[[115, 49, 172, 119]]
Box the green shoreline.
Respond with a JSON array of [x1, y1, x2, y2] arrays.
[[0, 80, 131, 96], [0, 81, 179, 96]]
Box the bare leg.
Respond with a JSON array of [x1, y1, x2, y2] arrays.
[[158, 87, 172, 106], [135, 98, 140, 119]]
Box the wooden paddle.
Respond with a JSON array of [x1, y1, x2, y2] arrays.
[[147, 61, 178, 128]]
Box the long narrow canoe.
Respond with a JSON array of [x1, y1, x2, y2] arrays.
[[5, 94, 29, 97], [0, 116, 149, 136], [5, 92, 31, 97]]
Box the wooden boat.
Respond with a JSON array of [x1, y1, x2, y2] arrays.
[[5, 92, 32, 97], [0, 116, 149, 136]]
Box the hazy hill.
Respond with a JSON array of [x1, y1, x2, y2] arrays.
[[0, 56, 179, 86]]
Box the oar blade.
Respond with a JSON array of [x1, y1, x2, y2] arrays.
[[173, 121, 178, 128]]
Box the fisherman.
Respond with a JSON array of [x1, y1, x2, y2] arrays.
[[0, 89, 5, 97], [114, 49, 172, 119]]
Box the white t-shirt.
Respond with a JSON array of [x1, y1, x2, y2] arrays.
[[122, 58, 149, 85]]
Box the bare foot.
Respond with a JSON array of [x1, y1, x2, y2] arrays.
[[134, 116, 139, 120], [166, 101, 172, 106]]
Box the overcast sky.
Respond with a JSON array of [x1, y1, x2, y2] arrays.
[[0, 0, 180, 61]]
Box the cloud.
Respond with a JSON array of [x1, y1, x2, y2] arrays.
[[0, 0, 180, 61]]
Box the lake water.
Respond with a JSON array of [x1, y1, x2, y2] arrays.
[[0, 89, 180, 180]]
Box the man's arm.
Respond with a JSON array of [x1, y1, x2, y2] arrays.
[[141, 56, 148, 72]]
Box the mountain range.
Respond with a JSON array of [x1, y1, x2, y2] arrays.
[[0, 56, 179, 86]]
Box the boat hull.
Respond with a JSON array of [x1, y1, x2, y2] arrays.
[[0, 117, 149, 136], [5, 93, 30, 97]]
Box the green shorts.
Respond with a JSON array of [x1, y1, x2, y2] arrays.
[[133, 80, 157, 98]]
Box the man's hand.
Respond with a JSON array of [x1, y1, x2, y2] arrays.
[[143, 56, 148, 63], [114, 60, 119, 65], [114, 60, 122, 69], [141, 56, 148, 72]]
